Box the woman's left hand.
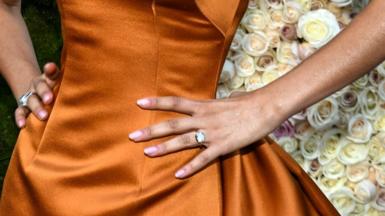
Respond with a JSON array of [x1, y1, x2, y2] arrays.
[[128, 89, 285, 179]]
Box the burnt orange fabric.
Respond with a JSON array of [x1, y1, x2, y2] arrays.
[[0, 0, 340, 215]]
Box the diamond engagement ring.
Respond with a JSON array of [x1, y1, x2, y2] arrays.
[[195, 130, 206, 145], [17, 90, 34, 107]]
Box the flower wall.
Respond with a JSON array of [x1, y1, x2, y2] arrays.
[[216, 0, 385, 215]]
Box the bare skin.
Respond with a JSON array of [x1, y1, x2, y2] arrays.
[[1, 0, 384, 180], [0, 1, 61, 127], [128, 0, 385, 179]]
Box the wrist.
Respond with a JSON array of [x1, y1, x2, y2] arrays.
[[252, 85, 296, 123]]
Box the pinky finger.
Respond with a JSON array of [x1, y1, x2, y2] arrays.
[[14, 106, 30, 128], [174, 146, 219, 179]]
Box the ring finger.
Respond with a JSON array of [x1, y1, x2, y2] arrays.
[[144, 130, 209, 156], [27, 93, 49, 120]]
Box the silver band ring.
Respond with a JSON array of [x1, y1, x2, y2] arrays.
[[17, 90, 35, 107], [195, 130, 206, 145]]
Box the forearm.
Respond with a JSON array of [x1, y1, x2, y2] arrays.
[[258, 0, 385, 120], [0, 1, 41, 100]]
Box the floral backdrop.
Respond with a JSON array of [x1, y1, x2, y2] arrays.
[[215, 0, 384, 215], [0, 0, 383, 215]]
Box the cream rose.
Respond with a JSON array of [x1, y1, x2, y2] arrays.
[[346, 162, 369, 183], [297, 9, 341, 48], [234, 53, 256, 77], [244, 73, 264, 91], [328, 187, 356, 215], [241, 10, 270, 32], [300, 132, 321, 160], [337, 140, 369, 165], [241, 32, 270, 57], [353, 179, 377, 204], [346, 114, 373, 143], [306, 97, 340, 130], [276, 41, 301, 66], [282, 1, 302, 24]]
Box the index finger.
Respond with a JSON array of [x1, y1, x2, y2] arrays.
[[136, 96, 203, 115]]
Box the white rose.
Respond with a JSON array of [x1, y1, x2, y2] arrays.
[[276, 41, 301, 66], [269, 9, 285, 29], [353, 179, 377, 204], [358, 87, 379, 120], [300, 132, 321, 160], [338, 140, 369, 165], [255, 50, 277, 72], [234, 53, 256, 77], [318, 175, 347, 193], [368, 132, 385, 163], [368, 69, 384, 87], [294, 120, 316, 141], [376, 61, 385, 77], [329, 187, 356, 215], [276, 63, 294, 76], [322, 159, 346, 179], [337, 87, 360, 113], [346, 162, 369, 183], [244, 73, 264, 91], [346, 114, 373, 143], [353, 74, 369, 90], [265, 28, 281, 48], [297, 9, 341, 48], [277, 136, 299, 153], [241, 32, 270, 57], [261, 68, 281, 85], [319, 128, 345, 165], [306, 97, 340, 130], [282, 1, 302, 24], [371, 189, 385, 211], [241, 10, 270, 32]]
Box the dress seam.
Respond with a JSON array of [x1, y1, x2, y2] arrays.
[[138, 0, 160, 197]]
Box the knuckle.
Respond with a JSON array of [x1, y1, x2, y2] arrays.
[[170, 96, 181, 108], [198, 153, 210, 165], [32, 77, 43, 88], [166, 119, 179, 130], [179, 134, 192, 146], [142, 127, 152, 137]]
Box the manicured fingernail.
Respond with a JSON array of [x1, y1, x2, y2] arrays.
[[38, 110, 47, 119], [175, 169, 185, 178], [129, 130, 143, 140], [144, 146, 158, 155], [137, 98, 150, 107], [17, 119, 25, 127], [43, 94, 51, 103]]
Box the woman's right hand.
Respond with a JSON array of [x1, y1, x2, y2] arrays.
[[14, 62, 61, 128]]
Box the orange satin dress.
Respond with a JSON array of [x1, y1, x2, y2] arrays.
[[0, 0, 340, 215]]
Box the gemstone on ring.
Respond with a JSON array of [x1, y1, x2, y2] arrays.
[[195, 130, 206, 144]]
